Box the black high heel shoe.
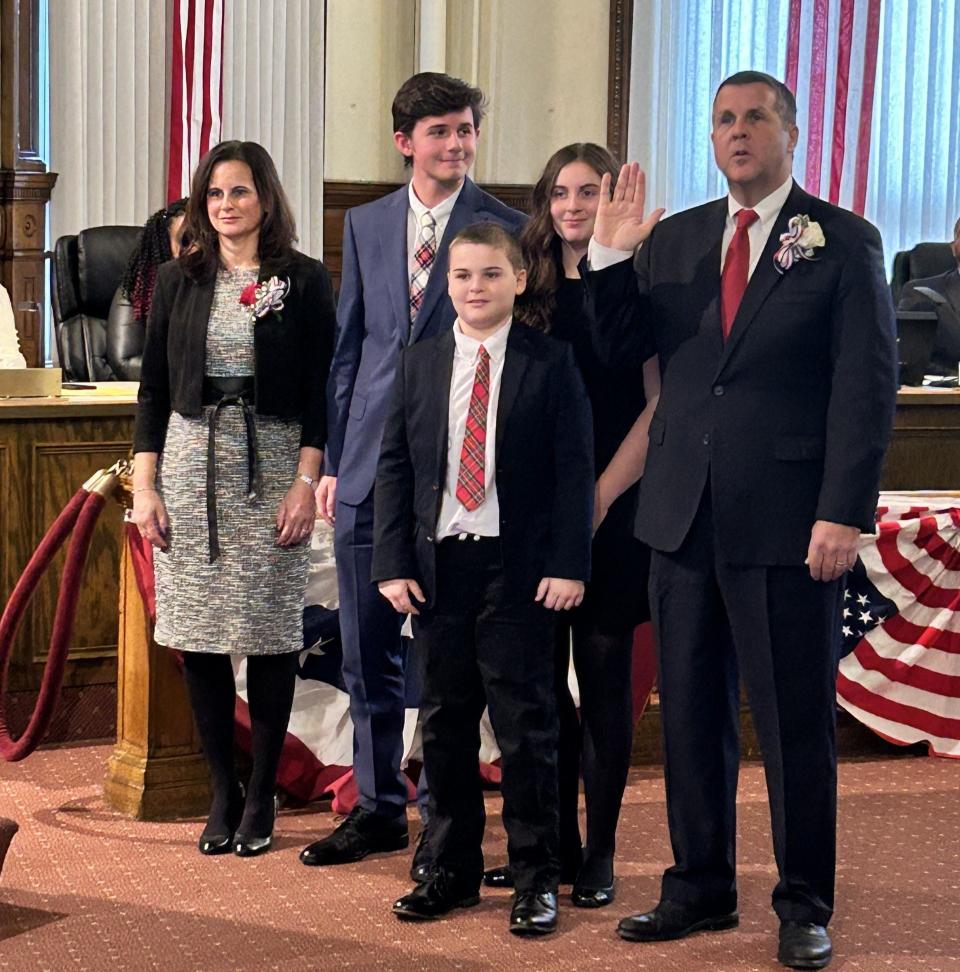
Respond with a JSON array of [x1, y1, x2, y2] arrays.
[[233, 794, 279, 858], [198, 787, 244, 856]]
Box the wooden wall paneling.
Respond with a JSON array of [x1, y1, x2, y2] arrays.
[[28, 437, 130, 671], [0, 408, 133, 699], [321, 181, 533, 291]]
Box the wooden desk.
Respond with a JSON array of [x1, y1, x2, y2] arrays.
[[883, 387, 960, 490], [0, 386, 137, 741]]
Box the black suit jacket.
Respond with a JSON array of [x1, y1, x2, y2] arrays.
[[898, 267, 960, 374], [371, 323, 594, 607], [586, 181, 898, 566], [134, 251, 335, 454]]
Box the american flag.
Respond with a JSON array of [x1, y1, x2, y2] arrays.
[[837, 493, 960, 758]]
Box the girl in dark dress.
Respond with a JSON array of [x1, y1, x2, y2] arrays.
[[518, 143, 660, 906]]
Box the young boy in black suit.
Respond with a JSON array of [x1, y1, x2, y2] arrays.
[[372, 222, 594, 936]]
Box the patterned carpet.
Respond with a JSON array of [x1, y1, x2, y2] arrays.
[[0, 746, 956, 971]]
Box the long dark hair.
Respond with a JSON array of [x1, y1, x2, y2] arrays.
[[120, 198, 187, 319], [179, 140, 297, 281], [516, 143, 619, 332]]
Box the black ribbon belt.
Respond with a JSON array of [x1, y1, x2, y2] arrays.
[[202, 377, 261, 563]]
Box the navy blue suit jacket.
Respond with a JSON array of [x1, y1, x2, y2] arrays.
[[586, 181, 898, 565], [325, 178, 526, 506]]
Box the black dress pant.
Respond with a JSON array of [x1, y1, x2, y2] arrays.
[[649, 490, 842, 926], [413, 536, 560, 894]]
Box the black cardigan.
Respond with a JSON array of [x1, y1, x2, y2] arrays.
[[133, 251, 335, 454]]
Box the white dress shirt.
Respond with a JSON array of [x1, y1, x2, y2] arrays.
[[407, 182, 462, 276], [588, 175, 795, 283], [436, 318, 512, 540]]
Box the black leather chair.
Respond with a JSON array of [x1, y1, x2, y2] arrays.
[[51, 225, 141, 380], [890, 241, 955, 306]]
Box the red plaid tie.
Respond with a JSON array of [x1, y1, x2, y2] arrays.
[[720, 208, 759, 340], [455, 346, 490, 511], [409, 211, 437, 323]]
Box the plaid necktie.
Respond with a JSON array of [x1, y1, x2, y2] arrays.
[[720, 207, 759, 340], [455, 345, 490, 511], [409, 210, 437, 323]]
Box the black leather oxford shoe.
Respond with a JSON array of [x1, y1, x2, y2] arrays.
[[571, 877, 616, 908], [300, 807, 408, 866], [617, 900, 739, 942], [777, 921, 832, 969], [392, 875, 480, 921], [509, 890, 558, 936]]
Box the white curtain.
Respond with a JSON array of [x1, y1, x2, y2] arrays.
[[221, 0, 325, 259], [48, 0, 169, 241], [629, 0, 960, 266], [865, 0, 960, 258], [628, 0, 790, 214]]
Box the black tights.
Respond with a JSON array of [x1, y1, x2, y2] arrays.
[[555, 620, 634, 885], [181, 650, 299, 838]]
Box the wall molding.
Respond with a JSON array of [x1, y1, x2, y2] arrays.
[[607, 0, 633, 162]]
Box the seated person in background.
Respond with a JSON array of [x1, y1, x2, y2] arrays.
[[898, 215, 960, 375], [106, 198, 187, 379], [373, 222, 594, 936]]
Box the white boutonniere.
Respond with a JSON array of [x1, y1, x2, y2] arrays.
[[773, 215, 826, 274], [239, 276, 290, 321]]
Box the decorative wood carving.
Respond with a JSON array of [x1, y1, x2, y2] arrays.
[[0, 0, 58, 367], [607, 0, 633, 162]]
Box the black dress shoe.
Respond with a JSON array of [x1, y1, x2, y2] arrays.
[[617, 900, 739, 942], [392, 875, 480, 921], [234, 794, 279, 858], [509, 890, 558, 936], [483, 864, 514, 888], [778, 921, 832, 969], [409, 828, 434, 884], [300, 807, 408, 866], [571, 878, 615, 908]]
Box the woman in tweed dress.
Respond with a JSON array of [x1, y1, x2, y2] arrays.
[[131, 141, 335, 857]]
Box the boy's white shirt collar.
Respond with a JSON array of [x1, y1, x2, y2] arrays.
[[453, 316, 512, 358], [408, 181, 463, 222]]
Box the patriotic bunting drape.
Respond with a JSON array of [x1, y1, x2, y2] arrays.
[[838, 493, 960, 758], [167, 0, 225, 202], [785, 0, 882, 214]]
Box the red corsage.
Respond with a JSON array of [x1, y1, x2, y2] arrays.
[[239, 282, 258, 307]]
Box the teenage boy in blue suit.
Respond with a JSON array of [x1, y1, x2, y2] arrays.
[[301, 73, 525, 871]]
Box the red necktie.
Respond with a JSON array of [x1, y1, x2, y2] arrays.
[[720, 208, 759, 340], [455, 346, 490, 511]]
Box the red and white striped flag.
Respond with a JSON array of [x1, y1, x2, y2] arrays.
[[785, 0, 882, 214], [167, 0, 225, 202], [838, 493, 960, 758]]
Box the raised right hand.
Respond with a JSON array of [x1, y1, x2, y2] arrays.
[[132, 489, 170, 550], [594, 162, 665, 251]]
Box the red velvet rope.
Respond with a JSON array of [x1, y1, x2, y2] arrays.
[[0, 487, 109, 761]]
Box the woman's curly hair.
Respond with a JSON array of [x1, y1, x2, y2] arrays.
[[119, 198, 188, 320]]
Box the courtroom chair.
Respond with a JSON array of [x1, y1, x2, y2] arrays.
[[51, 225, 141, 381], [890, 242, 955, 306]]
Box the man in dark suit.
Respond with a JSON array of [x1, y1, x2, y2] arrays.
[[898, 215, 960, 374], [586, 71, 897, 969], [301, 73, 525, 871]]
